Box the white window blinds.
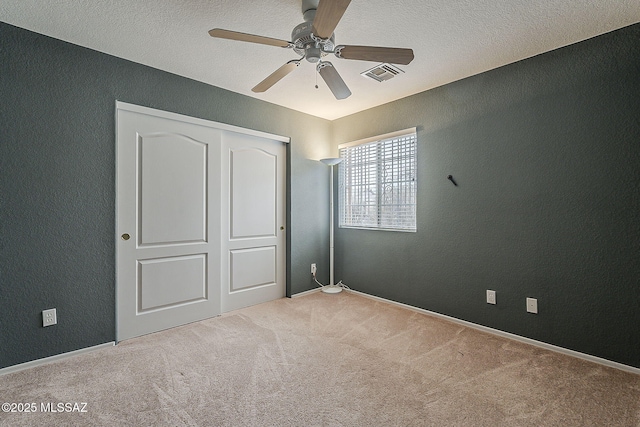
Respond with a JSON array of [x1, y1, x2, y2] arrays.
[[338, 129, 417, 231]]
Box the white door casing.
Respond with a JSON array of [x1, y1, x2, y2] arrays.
[[116, 102, 288, 341]]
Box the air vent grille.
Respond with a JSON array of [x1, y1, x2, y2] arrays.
[[360, 63, 404, 82]]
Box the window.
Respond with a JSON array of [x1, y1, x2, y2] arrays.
[[338, 128, 417, 231]]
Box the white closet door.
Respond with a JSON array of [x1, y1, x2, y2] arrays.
[[116, 107, 221, 341], [220, 131, 286, 312], [116, 103, 287, 340]]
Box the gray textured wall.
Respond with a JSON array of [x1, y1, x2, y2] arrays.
[[2, 20, 639, 371], [0, 22, 331, 369], [332, 24, 640, 368]]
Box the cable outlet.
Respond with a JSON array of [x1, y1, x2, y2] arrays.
[[526, 298, 538, 314], [486, 290, 496, 305], [42, 308, 57, 327], [311, 263, 317, 275]]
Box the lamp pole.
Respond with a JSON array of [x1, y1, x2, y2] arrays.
[[320, 158, 343, 294]]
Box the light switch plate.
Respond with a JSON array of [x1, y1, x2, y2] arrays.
[[526, 298, 538, 314], [486, 290, 496, 305]]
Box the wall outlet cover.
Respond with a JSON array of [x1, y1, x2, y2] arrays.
[[42, 308, 57, 327], [526, 298, 538, 314]]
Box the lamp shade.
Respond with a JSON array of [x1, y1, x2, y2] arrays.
[[320, 158, 343, 166]]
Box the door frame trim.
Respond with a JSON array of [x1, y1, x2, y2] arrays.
[[115, 101, 290, 144]]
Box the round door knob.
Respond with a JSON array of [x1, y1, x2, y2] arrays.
[[121, 233, 130, 241], [280, 226, 284, 230]]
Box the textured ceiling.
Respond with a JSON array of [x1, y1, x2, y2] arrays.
[[1, 0, 639, 120]]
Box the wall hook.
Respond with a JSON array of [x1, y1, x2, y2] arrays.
[[447, 175, 458, 186]]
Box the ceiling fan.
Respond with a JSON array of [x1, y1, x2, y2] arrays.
[[209, 0, 414, 100]]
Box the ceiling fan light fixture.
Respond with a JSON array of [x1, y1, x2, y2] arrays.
[[306, 47, 322, 63]]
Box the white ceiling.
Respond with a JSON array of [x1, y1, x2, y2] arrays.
[[1, 0, 639, 120]]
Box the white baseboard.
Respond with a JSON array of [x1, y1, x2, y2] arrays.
[[0, 342, 115, 376], [348, 289, 640, 376], [4, 291, 638, 376], [291, 287, 322, 298]]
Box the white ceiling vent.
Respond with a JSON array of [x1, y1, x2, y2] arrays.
[[361, 63, 404, 82]]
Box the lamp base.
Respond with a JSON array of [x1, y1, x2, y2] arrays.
[[321, 285, 343, 294]]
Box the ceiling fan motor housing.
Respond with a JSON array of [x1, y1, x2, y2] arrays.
[[293, 2, 335, 63], [291, 20, 335, 62]]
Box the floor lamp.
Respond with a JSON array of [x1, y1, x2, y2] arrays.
[[320, 158, 343, 293]]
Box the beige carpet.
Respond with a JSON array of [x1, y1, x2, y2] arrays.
[[1, 291, 639, 426]]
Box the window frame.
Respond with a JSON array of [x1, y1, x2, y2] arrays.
[[338, 128, 417, 232]]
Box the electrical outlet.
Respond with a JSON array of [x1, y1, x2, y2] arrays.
[[486, 290, 496, 305], [526, 298, 538, 314], [311, 263, 317, 275], [42, 308, 57, 327]]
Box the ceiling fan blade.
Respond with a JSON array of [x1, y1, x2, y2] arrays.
[[317, 62, 351, 100], [312, 0, 351, 40], [335, 45, 414, 65], [209, 28, 291, 48], [252, 60, 301, 93]]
